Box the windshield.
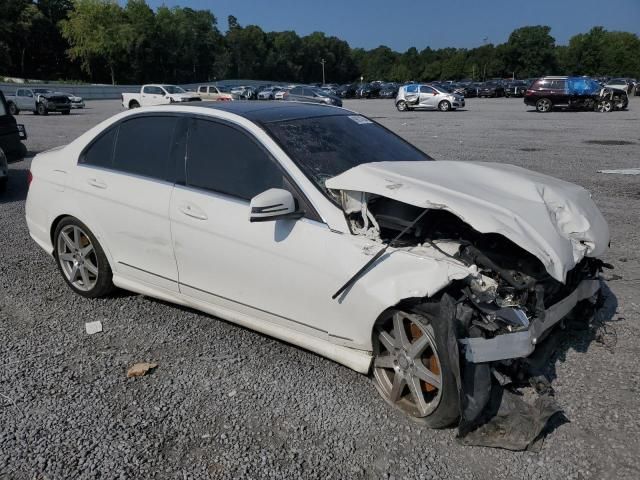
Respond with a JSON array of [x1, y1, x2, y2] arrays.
[[263, 114, 431, 192], [162, 85, 186, 94]]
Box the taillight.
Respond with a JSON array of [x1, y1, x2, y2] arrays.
[[525, 89, 534, 95], [27, 170, 33, 187]]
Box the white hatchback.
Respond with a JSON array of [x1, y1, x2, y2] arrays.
[[26, 102, 609, 428]]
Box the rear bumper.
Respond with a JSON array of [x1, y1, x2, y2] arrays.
[[459, 279, 600, 363]]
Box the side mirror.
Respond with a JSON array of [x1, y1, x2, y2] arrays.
[[249, 188, 304, 223]]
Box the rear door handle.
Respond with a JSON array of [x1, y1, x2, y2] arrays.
[[87, 178, 107, 189], [179, 203, 208, 220]]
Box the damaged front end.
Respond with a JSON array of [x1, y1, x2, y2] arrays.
[[326, 161, 611, 449]]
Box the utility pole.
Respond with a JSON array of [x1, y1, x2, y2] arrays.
[[320, 58, 326, 85]]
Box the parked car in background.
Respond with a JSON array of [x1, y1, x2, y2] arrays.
[[461, 83, 482, 98], [284, 86, 342, 106], [356, 83, 381, 99], [66, 94, 85, 109], [5, 88, 72, 115], [196, 85, 234, 101], [395, 84, 465, 112], [477, 81, 505, 98], [0, 90, 28, 191], [379, 83, 399, 98], [504, 80, 529, 97], [230, 86, 256, 100], [525, 76, 628, 112], [24, 101, 610, 430], [337, 84, 358, 99], [257, 87, 284, 100], [274, 88, 290, 100], [604, 78, 635, 95], [122, 85, 201, 109]]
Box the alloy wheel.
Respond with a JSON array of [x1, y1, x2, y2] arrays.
[[373, 311, 443, 418], [56, 225, 99, 292], [536, 98, 551, 112]]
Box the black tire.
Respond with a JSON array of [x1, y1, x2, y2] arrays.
[[396, 100, 408, 112], [438, 100, 451, 112], [536, 97, 552, 113], [371, 308, 459, 428], [129, 100, 140, 109], [37, 103, 48, 115], [61, 110, 70, 115], [0, 177, 7, 194], [8, 102, 19, 115], [53, 217, 115, 298]]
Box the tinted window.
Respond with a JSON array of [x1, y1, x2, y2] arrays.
[[186, 119, 283, 200], [82, 128, 117, 168], [264, 114, 431, 193], [143, 86, 163, 95], [290, 87, 303, 95], [420, 86, 435, 94], [112, 116, 178, 180]]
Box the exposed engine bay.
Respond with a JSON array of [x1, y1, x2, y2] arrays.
[[339, 192, 606, 449]]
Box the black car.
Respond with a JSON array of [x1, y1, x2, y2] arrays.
[[378, 83, 399, 98], [356, 83, 382, 99], [0, 90, 27, 162], [504, 80, 529, 97], [461, 83, 482, 98], [478, 81, 505, 97]]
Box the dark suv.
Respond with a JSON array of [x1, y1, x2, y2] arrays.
[[0, 90, 27, 160], [524, 76, 628, 112]]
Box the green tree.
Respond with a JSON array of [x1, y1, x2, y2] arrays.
[[502, 26, 557, 77], [60, 0, 133, 84]]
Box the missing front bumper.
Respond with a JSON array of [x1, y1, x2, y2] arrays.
[[459, 279, 600, 363]]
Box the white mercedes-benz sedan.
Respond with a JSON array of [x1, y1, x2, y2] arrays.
[[26, 102, 609, 429]]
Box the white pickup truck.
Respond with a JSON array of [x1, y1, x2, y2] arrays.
[[121, 84, 202, 109]]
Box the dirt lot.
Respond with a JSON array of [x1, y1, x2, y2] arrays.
[[1, 98, 639, 479]]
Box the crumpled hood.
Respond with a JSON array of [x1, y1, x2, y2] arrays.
[[325, 161, 609, 282]]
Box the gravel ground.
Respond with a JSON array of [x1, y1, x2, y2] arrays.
[[1, 98, 639, 480]]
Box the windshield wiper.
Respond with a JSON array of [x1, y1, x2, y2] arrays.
[[331, 208, 430, 300]]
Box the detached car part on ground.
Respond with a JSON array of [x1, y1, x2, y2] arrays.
[[396, 84, 465, 112], [525, 76, 629, 113], [25, 102, 608, 450]]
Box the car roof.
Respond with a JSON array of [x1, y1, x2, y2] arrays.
[[175, 101, 351, 123]]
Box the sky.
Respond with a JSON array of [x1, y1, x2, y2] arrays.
[[145, 0, 640, 51]]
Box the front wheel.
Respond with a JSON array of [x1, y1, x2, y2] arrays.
[[8, 102, 19, 115], [438, 100, 451, 112], [536, 98, 552, 113], [54, 218, 115, 298], [37, 103, 48, 115], [372, 309, 459, 428], [597, 99, 613, 112]]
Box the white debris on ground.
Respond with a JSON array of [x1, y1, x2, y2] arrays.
[[84, 320, 103, 335], [597, 168, 640, 175]]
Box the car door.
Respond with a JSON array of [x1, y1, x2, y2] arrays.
[[73, 114, 185, 291], [419, 86, 438, 108], [170, 117, 362, 340], [549, 79, 568, 105], [141, 86, 164, 106], [17, 89, 34, 110]]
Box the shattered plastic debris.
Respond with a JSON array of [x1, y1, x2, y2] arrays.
[[127, 362, 158, 378], [85, 321, 103, 335], [597, 168, 640, 175]]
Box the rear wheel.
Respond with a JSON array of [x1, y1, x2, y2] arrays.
[[8, 102, 18, 115], [396, 100, 408, 112], [54, 218, 115, 298], [129, 100, 140, 109], [438, 100, 451, 112], [37, 103, 48, 115], [372, 309, 459, 428], [536, 98, 552, 113]]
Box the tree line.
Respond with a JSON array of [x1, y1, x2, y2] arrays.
[[2, 0, 639, 85]]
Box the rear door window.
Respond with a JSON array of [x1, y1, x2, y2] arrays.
[[185, 119, 283, 200], [113, 116, 178, 181]]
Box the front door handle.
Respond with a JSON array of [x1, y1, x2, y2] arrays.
[[179, 204, 208, 220], [87, 178, 107, 189]]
